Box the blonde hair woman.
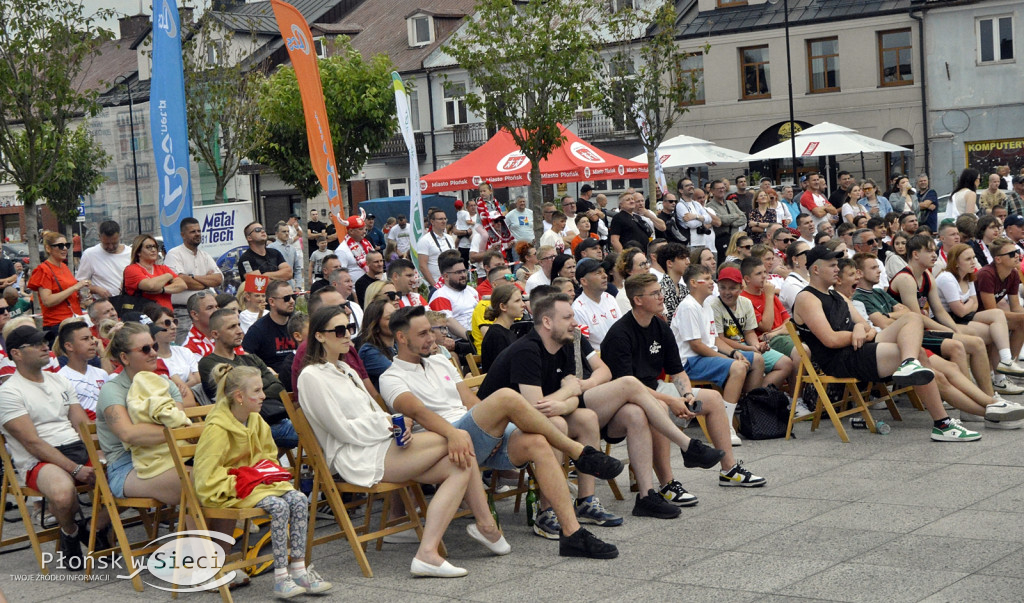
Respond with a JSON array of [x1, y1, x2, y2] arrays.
[[27, 231, 87, 332]]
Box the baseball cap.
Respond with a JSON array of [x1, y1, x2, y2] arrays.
[[1005, 215, 1024, 228], [717, 266, 743, 284], [454, 200, 464, 209], [575, 238, 600, 256], [1013, 175, 1024, 185], [805, 246, 844, 266], [6, 325, 46, 351], [575, 258, 604, 280], [580, 184, 593, 194], [345, 215, 365, 229]]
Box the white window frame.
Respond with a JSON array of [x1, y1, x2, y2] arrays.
[[977, 15, 1014, 64], [388, 178, 408, 197], [408, 15, 434, 47], [408, 87, 422, 132], [313, 36, 327, 59], [443, 82, 468, 126]]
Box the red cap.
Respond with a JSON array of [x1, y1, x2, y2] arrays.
[[345, 216, 365, 229], [717, 267, 743, 284], [454, 200, 464, 209]]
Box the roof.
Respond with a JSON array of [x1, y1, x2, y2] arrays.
[[335, 0, 475, 73], [675, 0, 912, 39], [210, 0, 344, 34], [76, 37, 140, 98]]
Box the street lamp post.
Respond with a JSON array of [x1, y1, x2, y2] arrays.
[[769, 0, 799, 183], [115, 75, 143, 236]]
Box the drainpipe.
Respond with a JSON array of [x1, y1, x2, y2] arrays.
[[426, 68, 438, 172], [910, 4, 929, 176]]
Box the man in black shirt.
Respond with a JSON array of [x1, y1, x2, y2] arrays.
[[828, 171, 854, 208], [242, 279, 298, 387], [480, 291, 725, 524], [604, 273, 766, 494], [306, 208, 338, 254], [608, 191, 664, 253], [355, 250, 385, 306], [576, 184, 603, 236], [238, 221, 293, 283]]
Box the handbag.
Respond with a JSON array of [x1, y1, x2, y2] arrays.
[[109, 265, 152, 315], [737, 385, 791, 440]]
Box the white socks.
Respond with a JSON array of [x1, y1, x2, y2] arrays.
[[724, 401, 738, 428], [289, 560, 307, 580], [999, 349, 1013, 365]]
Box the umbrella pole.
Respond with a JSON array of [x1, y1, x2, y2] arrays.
[[860, 151, 866, 179]]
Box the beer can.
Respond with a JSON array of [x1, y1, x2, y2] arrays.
[[392, 413, 407, 447]]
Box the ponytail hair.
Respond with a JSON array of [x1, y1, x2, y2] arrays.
[[211, 363, 261, 408], [484, 284, 517, 321]]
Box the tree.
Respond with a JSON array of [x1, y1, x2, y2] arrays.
[[445, 0, 601, 207], [183, 18, 267, 203], [0, 0, 112, 269], [596, 1, 705, 199], [256, 38, 396, 213], [41, 125, 110, 242]]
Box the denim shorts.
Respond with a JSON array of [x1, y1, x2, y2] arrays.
[[106, 452, 135, 498], [683, 351, 755, 387], [451, 411, 524, 471]]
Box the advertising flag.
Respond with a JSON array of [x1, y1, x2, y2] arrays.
[[150, 0, 193, 249], [270, 0, 346, 236], [391, 72, 424, 275]]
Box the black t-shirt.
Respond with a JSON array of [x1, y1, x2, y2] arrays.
[[197, 352, 287, 424], [355, 274, 377, 306], [478, 329, 594, 399], [828, 187, 849, 208], [241, 314, 297, 388], [480, 322, 517, 373], [238, 247, 287, 282], [307, 220, 338, 253], [577, 198, 600, 233], [602, 312, 683, 390], [609, 211, 651, 252], [0, 258, 15, 280]]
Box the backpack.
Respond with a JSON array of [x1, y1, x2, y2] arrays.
[[737, 385, 791, 440]]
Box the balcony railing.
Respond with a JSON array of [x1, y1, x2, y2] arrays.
[[452, 122, 492, 151], [372, 132, 426, 158], [575, 112, 634, 141]]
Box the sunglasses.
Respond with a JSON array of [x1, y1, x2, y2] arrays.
[[738, 244, 753, 250], [132, 343, 159, 355], [50, 242, 69, 250], [245, 227, 265, 236], [997, 249, 1021, 258], [321, 323, 358, 337], [143, 244, 159, 250], [384, 291, 400, 301], [160, 318, 179, 327], [0, 307, 8, 315], [273, 294, 298, 302], [793, 250, 809, 257]]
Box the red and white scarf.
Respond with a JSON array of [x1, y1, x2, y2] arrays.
[[345, 236, 374, 272]]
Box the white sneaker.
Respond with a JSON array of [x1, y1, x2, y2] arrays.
[[730, 425, 742, 447], [986, 417, 1024, 430], [993, 379, 1024, 395], [959, 410, 984, 423], [793, 400, 812, 418], [984, 401, 1024, 422], [997, 361, 1024, 377]]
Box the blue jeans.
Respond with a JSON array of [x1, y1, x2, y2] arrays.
[[270, 418, 298, 449]]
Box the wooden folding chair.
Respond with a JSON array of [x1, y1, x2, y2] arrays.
[[280, 392, 436, 578], [184, 404, 215, 422], [466, 354, 482, 377], [448, 354, 464, 378], [0, 432, 91, 573], [77, 422, 167, 591], [163, 423, 274, 602], [785, 321, 878, 442]]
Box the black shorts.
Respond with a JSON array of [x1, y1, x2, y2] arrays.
[[952, 311, 976, 325], [579, 390, 627, 445], [822, 343, 882, 383], [922, 330, 954, 355]]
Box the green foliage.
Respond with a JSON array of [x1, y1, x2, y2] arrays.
[[0, 0, 113, 266], [597, 0, 706, 195], [183, 19, 267, 203], [445, 0, 602, 205], [41, 125, 110, 236], [255, 38, 397, 204]]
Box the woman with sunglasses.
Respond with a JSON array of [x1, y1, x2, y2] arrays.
[[146, 306, 200, 405], [857, 179, 893, 218], [122, 234, 186, 311], [364, 280, 401, 309], [723, 232, 753, 265], [299, 306, 488, 578], [356, 298, 397, 391], [746, 190, 776, 244], [28, 231, 88, 334], [479, 284, 525, 373]]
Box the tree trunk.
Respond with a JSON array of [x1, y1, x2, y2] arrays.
[[23, 198, 41, 323], [647, 148, 658, 206], [528, 162, 543, 240]]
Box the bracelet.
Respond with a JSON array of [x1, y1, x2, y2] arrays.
[[161, 286, 166, 294], [71, 464, 83, 477]]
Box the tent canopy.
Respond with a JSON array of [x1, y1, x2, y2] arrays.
[[629, 134, 748, 168], [421, 124, 648, 193], [744, 122, 911, 161]]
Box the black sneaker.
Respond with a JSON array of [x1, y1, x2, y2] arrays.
[[574, 446, 624, 480], [559, 527, 619, 559], [632, 489, 682, 519], [59, 529, 85, 572], [681, 439, 726, 469], [77, 518, 112, 552]]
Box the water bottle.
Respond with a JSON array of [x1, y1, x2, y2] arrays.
[[487, 489, 500, 529], [299, 464, 314, 498], [875, 420, 891, 435], [525, 478, 538, 527]]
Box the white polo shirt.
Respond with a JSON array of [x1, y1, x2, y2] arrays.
[[164, 244, 219, 306], [379, 355, 467, 432], [572, 291, 622, 352]]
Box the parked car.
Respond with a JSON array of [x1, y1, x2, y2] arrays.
[[215, 245, 247, 295], [2, 243, 30, 265]]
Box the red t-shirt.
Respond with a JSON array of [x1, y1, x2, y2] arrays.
[[740, 289, 790, 334], [123, 263, 178, 310], [976, 264, 1021, 309], [27, 260, 82, 326]]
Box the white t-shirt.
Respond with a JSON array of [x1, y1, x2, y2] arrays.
[[0, 371, 81, 476], [935, 271, 974, 313], [469, 231, 488, 278], [525, 270, 551, 296], [670, 294, 718, 362], [456, 210, 476, 249], [164, 244, 220, 306], [802, 191, 831, 231], [572, 292, 622, 352], [780, 271, 809, 314], [239, 309, 262, 333], [428, 284, 479, 330], [162, 345, 199, 381], [562, 217, 580, 238], [57, 364, 109, 414], [336, 240, 367, 282], [415, 231, 456, 284], [75, 244, 132, 295], [387, 223, 414, 254], [539, 228, 566, 255], [380, 356, 467, 431]]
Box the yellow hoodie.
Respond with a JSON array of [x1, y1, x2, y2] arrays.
[[192, 402, 294, 508], [126, 371, 192, 479]]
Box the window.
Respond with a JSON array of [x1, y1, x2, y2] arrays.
[[978, 16, 1013, 63], [444, 82, 468, 126], [740, 46, 770, 99], [313, 36, 327, 59], [408, 87, 421, 132], [878, 29, 913, 86], [717, 0, 747, 6], [679, 52, 705, 105], [608, 0, 639, 11], [409, 15, 433, 46], [807, 38, 839, 93]]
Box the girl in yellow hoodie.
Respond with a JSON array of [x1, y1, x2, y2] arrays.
[[192, 364, 332, 599]]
